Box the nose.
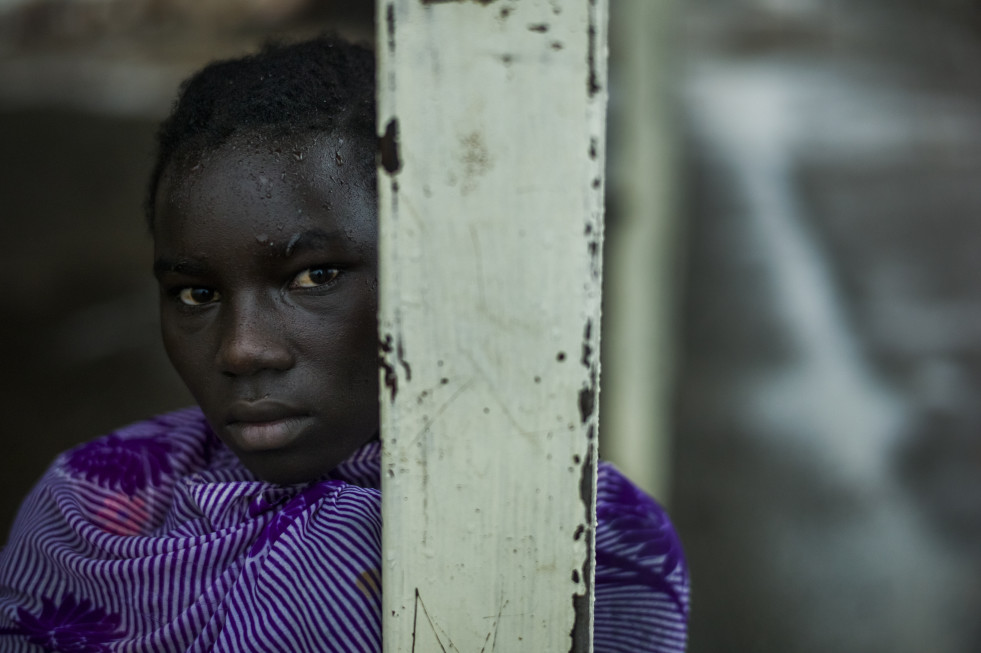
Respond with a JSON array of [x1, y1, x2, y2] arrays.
[[216, 296, 294, 376]]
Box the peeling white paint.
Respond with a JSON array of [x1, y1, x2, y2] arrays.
[[378, 1, 608, 651]]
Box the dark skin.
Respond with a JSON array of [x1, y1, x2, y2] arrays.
[[153, 132, 379, 484]]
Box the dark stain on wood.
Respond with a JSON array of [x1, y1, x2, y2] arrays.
[[380, 118, 402, 174], [386, 3, 396, 54], [397, 334, 412, 381], [581, 319, 593, 367], [587, 17, 600, 97], [379, 334, 399, 401], [570, 442, 595, 652], [578, 383, 595, 424]]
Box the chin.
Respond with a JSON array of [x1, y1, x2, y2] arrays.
[[239, 451, 333, 485]]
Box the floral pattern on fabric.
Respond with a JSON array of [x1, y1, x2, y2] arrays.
[[64, 434, 174, 496], [248, 481, 340, 556], [93, 494, 150, 536], [0, 409, 688, 652], [1, 593, 122, 653]]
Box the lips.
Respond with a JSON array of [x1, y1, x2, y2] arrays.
[[224, 401, 311, 452]]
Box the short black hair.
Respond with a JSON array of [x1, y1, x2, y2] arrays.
[[146, 35, 376, 227]]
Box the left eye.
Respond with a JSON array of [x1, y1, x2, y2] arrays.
[[291, 266, 341, 289]]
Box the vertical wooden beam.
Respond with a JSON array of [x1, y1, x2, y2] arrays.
[[602, 0, 679, 501], [377, 1, 608, 651]]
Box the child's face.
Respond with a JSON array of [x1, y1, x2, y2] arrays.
[[153, 133, 379, 484]]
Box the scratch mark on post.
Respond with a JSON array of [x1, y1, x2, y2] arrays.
[[468, 225, 488, 309], [464, 351, 540, 438], [412, 588, 450, 653], [410, 378, 475, 446], [480, 594, 509, 653]]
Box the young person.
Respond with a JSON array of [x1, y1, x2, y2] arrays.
[[0, 36, 689, 652]]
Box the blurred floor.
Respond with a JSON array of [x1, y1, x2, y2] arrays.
[[673, 2, 981, 651]]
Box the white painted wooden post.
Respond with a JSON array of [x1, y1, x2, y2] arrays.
[[377, 1, 608, 651], [603, 0, 680, 501]]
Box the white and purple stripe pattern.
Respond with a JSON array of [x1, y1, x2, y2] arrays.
[[0, 408, 688, 652]]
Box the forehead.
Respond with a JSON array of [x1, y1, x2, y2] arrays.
[[154, 132, 376, 244]]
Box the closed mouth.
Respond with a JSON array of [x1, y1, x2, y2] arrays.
[[226, 400, 309, 426], [225, 416, 311, 452], [224, 401, 311, 451]]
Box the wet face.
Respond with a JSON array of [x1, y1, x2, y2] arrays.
[[153, 133, 378, 484]]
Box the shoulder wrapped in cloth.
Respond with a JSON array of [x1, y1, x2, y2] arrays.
[[0, 408, 689, 652]]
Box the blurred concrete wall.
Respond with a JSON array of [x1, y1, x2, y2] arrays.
[[674, 1, 981, 651]]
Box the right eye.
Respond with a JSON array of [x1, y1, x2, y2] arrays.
[[176, 287, 220, 306]]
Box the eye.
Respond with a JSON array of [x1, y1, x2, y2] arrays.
[[291, 266, 341, 289], [177, 287, 220, 306]]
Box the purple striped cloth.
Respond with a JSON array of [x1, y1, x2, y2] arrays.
[[0, 408, 689, 652]]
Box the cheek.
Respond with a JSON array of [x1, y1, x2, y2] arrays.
[[160, 313, 210, 387], [310, 300, 377, 383]]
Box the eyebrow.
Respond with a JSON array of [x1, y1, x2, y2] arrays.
[[153, 257, 210, 278], [283, 229, 346, 256], [152, 229, 347, 278]]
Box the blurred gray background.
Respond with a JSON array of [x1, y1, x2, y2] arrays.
[[2, 1, 980, 651]]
